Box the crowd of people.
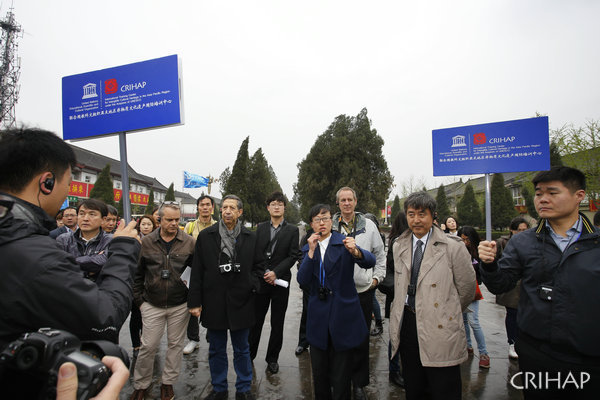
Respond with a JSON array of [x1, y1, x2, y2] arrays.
[[1, 128, 599, 400]]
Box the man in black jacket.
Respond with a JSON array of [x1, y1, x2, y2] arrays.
[[249, 191, 300, 374], [0, 128, 140, 396], [479, 166, 600, 399], [188, 195, 261, 400], [0, 128, 140, 345]]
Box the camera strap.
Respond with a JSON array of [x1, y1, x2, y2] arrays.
[[218, 242, 237, 265], [266, 221, 286, 259], [338, 215, 356, 238]]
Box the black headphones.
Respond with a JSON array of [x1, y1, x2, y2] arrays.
[[40, 173, 55, 195]]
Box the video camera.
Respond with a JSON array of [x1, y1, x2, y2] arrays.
[[0, 328, 129, 400]]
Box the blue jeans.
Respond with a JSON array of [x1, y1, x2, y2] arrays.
[[462, 300, 488, 355], [207, 328, 253, 393], [372, 291, 382, 322]]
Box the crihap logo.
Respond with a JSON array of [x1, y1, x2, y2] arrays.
[[473, 133, 486, 145], [104, 79, 118, 94]]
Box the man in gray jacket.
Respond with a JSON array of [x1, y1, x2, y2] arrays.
[[332, 186, 386, 399]]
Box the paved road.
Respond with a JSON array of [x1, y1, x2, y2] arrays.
[[118, 269, 524, 399]]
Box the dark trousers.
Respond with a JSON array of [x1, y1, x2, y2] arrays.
[[351, 289, 373, 388], [310, 336, 354, 400], [505, 307, 518, 345], [129, 301, 143, 348], [388, 340, 401, 373], [249, 284, 290, 362], [187, 315, 200, 342], [298, 288, 309, 348], [516, 334, 600, 400], [400, 308, 462, 400], [372, 291, 382, 323]]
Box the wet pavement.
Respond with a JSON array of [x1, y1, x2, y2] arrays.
[[118, 273, 525, 399]]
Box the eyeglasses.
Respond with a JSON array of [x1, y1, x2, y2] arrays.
[[161, 201, 180, 209], [312, 217, 331, 223], [269, 202, 284, 208]]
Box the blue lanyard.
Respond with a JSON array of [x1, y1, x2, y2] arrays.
[[319, 252, 326, 287]]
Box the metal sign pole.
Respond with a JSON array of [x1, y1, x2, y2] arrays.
[[485, 173, 492, 241], [119, 131, 131, 222]]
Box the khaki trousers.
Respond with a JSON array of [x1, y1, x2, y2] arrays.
[[133, 301, 190, 389]]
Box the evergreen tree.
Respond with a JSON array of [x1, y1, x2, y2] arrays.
[[89, 164, 115, 206], [435, 184, 451, 224], [165, 183, 176, 201], [457, 183, 482, 227], [223, 137, 250, 213], [145, 189, 155, 214], [285, 193, 302, 224], [550, 141, 563, 167], [246, 148, 281, 226], [490, 173, 517, 229], [218, 167, 231, 197], [521, 186, 538, 219], [295, 108, 393, 217], [390, 195, 401, 223], [117, 197, 123, 218]]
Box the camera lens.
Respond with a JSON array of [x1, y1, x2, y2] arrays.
[[81, 340, 130, 369], [15, 346, 39, 370]]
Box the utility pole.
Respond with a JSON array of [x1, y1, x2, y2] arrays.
[[0, 7, 22, 129]]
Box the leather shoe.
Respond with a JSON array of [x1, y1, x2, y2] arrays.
[[389, 371, 405, 388], [267, 361, 279, 373], [204, 390, 228, 400], [129, 389, 146, 400], [235, 391, 255, 400], [295, 345, 306, 355], [353, 385, 366, 400], [160, 384, 174, 400], [370, 325, 383, 336]]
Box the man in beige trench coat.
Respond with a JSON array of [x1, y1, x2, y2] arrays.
[[389, 192, 476, 400]]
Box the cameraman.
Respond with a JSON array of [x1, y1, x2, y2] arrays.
[[0, 128, 141, 347]]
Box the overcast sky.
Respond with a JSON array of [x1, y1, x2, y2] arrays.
[[10, 1, 600, 203]]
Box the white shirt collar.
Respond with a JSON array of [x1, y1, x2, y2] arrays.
[[318, 234, 331, 262], [412, 230, 431, 248]]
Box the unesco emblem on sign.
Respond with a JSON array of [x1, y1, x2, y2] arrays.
[[82, 83, 98, 99], [451, 135, 466, 148]]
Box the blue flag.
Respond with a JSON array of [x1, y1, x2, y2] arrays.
[[183, 171, 209, 188]]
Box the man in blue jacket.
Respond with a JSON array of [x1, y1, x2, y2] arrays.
[[479, 166, 600, 399], [298, 204, 375, 400]]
